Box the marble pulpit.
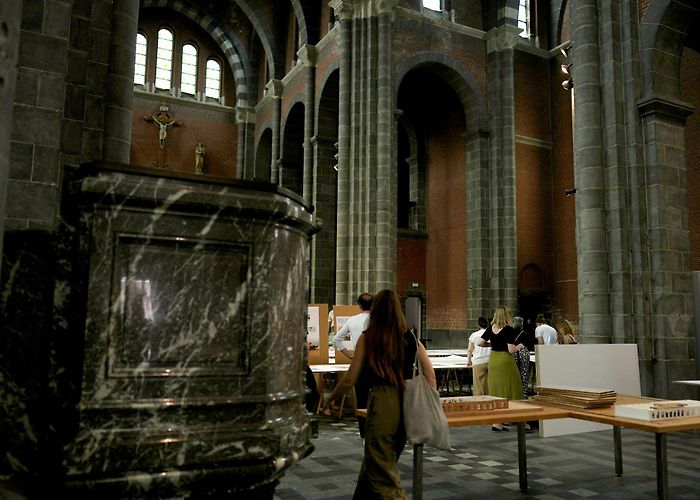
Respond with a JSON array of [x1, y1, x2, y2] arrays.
[[54, 163, 320, 497]]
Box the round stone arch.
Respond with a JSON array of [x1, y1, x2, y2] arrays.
[[639, 0, 700, 101], [314, 59, 340, 128], [393, 51, 487, 136], [231, 0, 280, 79], [140, 0, 252, 107], [280, 96, 306, 154]]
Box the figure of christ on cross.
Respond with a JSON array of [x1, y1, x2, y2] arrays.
[[144, 105, 181, 168]]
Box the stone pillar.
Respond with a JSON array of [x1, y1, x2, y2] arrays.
[[0, 0, 22, 259], [103, 0, 140, 163], [571, 0, 612, 342], [310, 135, 338, 305], [484, 26, 519, 309], [267, 79, 283, 184], [376, 3, 396, 289], [466, 129, 492, 325], [330, 0, 398, 303], [637, 97, 695, 398], [235, 106, 256, 179], [61, 163, 319, 498], [298, 45, 317, 204], [330, 0, 353, 303]]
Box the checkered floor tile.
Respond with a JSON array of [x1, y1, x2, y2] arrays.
[[274, 416, 700, 499]]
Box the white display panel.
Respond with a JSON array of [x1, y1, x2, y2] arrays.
[[536, 344, 641, 437]]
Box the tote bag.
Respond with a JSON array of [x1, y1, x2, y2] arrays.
[[403, 333, 451, 450]]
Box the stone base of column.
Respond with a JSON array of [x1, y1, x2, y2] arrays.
[[640, 359, 698, 399]]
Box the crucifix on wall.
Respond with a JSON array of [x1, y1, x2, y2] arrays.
[[144, 104, 181, 169]]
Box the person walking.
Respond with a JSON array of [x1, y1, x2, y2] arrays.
[[322, 289, 436, 498]]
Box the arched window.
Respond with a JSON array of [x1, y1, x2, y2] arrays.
[[133, 14, 232, 106], [518, 0, 529, 39], [205, 59, 221, 100], [134, 33, 147, 87], [180, 43, 198, 96], [155, 28, 173, 90], [422, 0, 442, 11]]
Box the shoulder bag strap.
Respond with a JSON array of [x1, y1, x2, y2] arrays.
[[410, 330, 421, 378]]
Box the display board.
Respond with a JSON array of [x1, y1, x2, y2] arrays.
[[536, 344, 641, 437], [307, 304, 328, 364], [332, 305, 360, 364]]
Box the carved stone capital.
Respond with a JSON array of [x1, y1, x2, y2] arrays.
[[297, 44, 318, 67], [485, 25, 522, 53], [637, 96, 695, 124], [329, 0, 353, 22], [311, 134, 337, 148], [374, 0, 399, 16], [235, 106, 256, 124], [265, 79, 284, 99]]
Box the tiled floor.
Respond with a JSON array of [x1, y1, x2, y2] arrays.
[[275, 416, 700, 499]]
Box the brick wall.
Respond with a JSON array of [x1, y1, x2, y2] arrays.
[[549, 56, 578, 320], [425, 92, 467, 330], [131, 96, 237, 177], [515, 142, 554, 287], [681, 47, 700, 271], [396, 238, 427, 294]]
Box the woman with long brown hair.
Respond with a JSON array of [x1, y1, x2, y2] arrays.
[[323, 289, 436, 498]]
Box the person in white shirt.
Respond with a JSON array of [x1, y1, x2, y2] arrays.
[[333, 293, 372, 359], [535, 314, 558, 345], [328, 293, 373, 436], [467, 317, 491, 396]]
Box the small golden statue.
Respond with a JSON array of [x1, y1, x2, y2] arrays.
[[194, 142, 205, 174]]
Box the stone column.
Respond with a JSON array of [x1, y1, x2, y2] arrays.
[[375, 2, 396, 289], [484, 26, 519, 309], [466, 129, 492, 325], [330, 0, 353, 303], [330, 0, 398, 303], [103, 0, 140, 163], [637, 97, 695, 398], [571, 0, 612, 342], [267, 79, 283, 184], [298, 45, 317, 204], [235, 106, 256, 179], [0, 0, 22, 259], [310, 135, 338, 304]]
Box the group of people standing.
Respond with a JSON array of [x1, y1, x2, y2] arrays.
[[466, 308, 578, 431]]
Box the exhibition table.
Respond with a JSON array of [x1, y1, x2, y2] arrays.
[[358, 395, 700, 499], [565, 394, 700, 500]]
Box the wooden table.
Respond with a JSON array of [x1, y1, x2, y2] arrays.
[[565, 394, 700, 500], [360, 395, 700, 499], [358, 401, 569, 499]]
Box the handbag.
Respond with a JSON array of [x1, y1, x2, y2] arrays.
[[403, 332, 451, 450]]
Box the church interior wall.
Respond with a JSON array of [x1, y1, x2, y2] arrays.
[[2, 0, 700, 496]]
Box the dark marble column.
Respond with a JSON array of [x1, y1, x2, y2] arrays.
[[59, 163, 319, 498]]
